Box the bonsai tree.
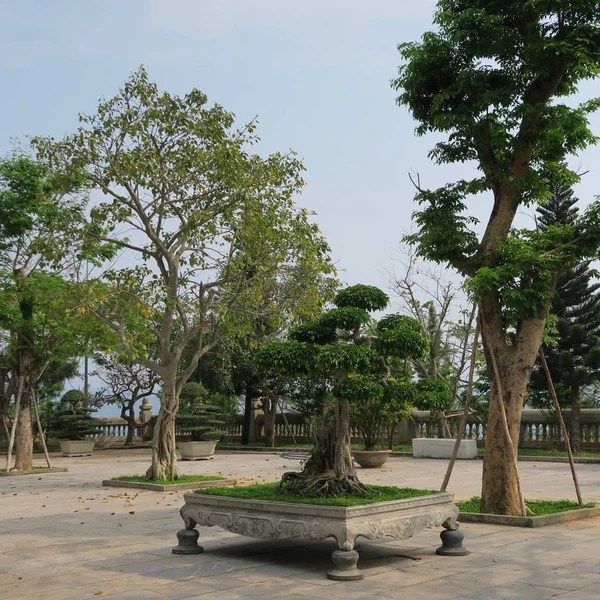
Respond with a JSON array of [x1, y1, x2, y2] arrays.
[[256, 284, 429, 496], [176, 383, 226, 442], [50, 391, 99, 441]]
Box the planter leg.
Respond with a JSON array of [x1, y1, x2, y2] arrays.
[[436, 528, 470, 556], [172, 528, 203, 555], [327, 548, 363, 581]]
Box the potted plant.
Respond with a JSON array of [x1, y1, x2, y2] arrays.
[[176, 383, 225, 460], [350, 377, 415, 467], [51, 391, 99, 457]]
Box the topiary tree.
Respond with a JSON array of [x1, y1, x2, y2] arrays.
[[255, 284, 428, 496], [176, 383, 226, 442], [50, 393, 99, 441]]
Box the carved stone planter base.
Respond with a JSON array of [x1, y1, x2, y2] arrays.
[[174, 490, 465, 579], [172, 528, 204, 555], [436, 528, 470, 556]]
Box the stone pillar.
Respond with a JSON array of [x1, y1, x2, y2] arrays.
[[249, 398, 263, 442], [139, 398, 153, 423]]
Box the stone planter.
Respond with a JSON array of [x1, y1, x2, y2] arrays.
[[413, 438, 477, 459], [352, 449, 390, 468], [173, 490, 468, 580], [59, 440, 95, 457], [179, 441, 217, 460]]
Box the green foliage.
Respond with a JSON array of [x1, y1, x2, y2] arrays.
[[60, 389, 90, 408], [334, 284, 389, 312], [176, 382, 227, 441], [289, 322, 337, 345], [393, 0, 600, 325], [456, 497, 596, 516], [255, 341, 317, 378], [415, 378, 454, 412], [315, 345, 379, 374], [194, 483, 440, 505], [319, 307, 371, 331], [374, 314, 430, 359], [49, 402, 99, 441]]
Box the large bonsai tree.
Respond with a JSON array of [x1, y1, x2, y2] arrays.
[[393, 0, 600, 514], [256, 284, 429, 496]]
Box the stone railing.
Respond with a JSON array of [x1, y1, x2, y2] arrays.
[[91, 417, 152, 442], [223, 408, 600, 449]]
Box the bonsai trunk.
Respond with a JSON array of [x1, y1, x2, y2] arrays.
[[282, 398, 367, 496], [570, 385, 581, 455], [480, 305, 546, 515], [146, 380, 179, 480]]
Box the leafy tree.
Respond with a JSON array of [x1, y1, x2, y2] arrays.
[[529, 180, 600, 454], [0, 150, 109, 471], [94, 354, 160, 446], [49, 392, 99, 441], [393, 1, 600, 514], [256, 284, 429, 496], [34, 68, 333, 480]]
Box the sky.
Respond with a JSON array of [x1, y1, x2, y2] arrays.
[[2, 1, 599, 415]]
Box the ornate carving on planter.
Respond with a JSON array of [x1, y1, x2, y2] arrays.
[[174, 491, 464, 580]]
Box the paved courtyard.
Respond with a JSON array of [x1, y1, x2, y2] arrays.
[[2, 449, 600, 599]]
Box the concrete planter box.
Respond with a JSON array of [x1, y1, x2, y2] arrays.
[[179, 441, 217, 460], [413, 438, 477, 459], [352, 450, 390, 468], [102, 477, 237, 492], [173, 490, 467, 580], [59, 440, 95, 457], [459, 506, 600, 528], [0, 467, 68, 477]]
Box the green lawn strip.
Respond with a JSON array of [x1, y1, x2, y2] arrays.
[[113, 474, 224, 485], [456, 496, 596, 515], [0, 466, 45, 472], [194, 482, 441, 506]]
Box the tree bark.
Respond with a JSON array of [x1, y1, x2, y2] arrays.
[[570, 385, 581, 455], [14, 374, 35, 471], [480, 303, 546, 515], [146, 380, 179, 480], [124, 403, 136, 446], [281, 398, 366, 496], [242, 377, 259, 445]]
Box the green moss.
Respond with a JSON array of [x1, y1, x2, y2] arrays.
[[456, 496, 596, 515], [194, 482, 440, 506], [113, 474, 224, 485]]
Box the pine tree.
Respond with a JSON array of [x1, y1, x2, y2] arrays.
[[530, 181, 600, 454]]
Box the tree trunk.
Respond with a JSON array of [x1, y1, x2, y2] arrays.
[[480, 304, 546, 515], [146, 380, 179, 480], [242, 378, 259, 445], [281, 398, 367, 496], [263, 395, 277, 448], [125, 404, 136, 446], [14, 375, 35, 471], [570, 385, 581, 455]]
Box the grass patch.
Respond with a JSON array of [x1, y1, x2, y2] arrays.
[[194, 482, 440, 506], [456, 496, 596, 515], [0, 466, 45, 472], [113, 474, 224, 485]]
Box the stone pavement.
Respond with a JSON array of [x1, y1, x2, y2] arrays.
[[1, 449, 600, 599]]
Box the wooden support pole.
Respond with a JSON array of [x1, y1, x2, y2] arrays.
[[441, 313, 480, 491], [31, 390, 52, 469], [5, 376, 24, 472], [539, 349, 584, 505]]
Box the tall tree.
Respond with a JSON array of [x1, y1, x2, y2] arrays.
[[530, 180, 600, 454], [393, 1, 600, 513], [34, 68, 334, 480], [0, 150, 106, 470]]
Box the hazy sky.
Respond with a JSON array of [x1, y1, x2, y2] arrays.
[[2, 1, 599, 411]]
